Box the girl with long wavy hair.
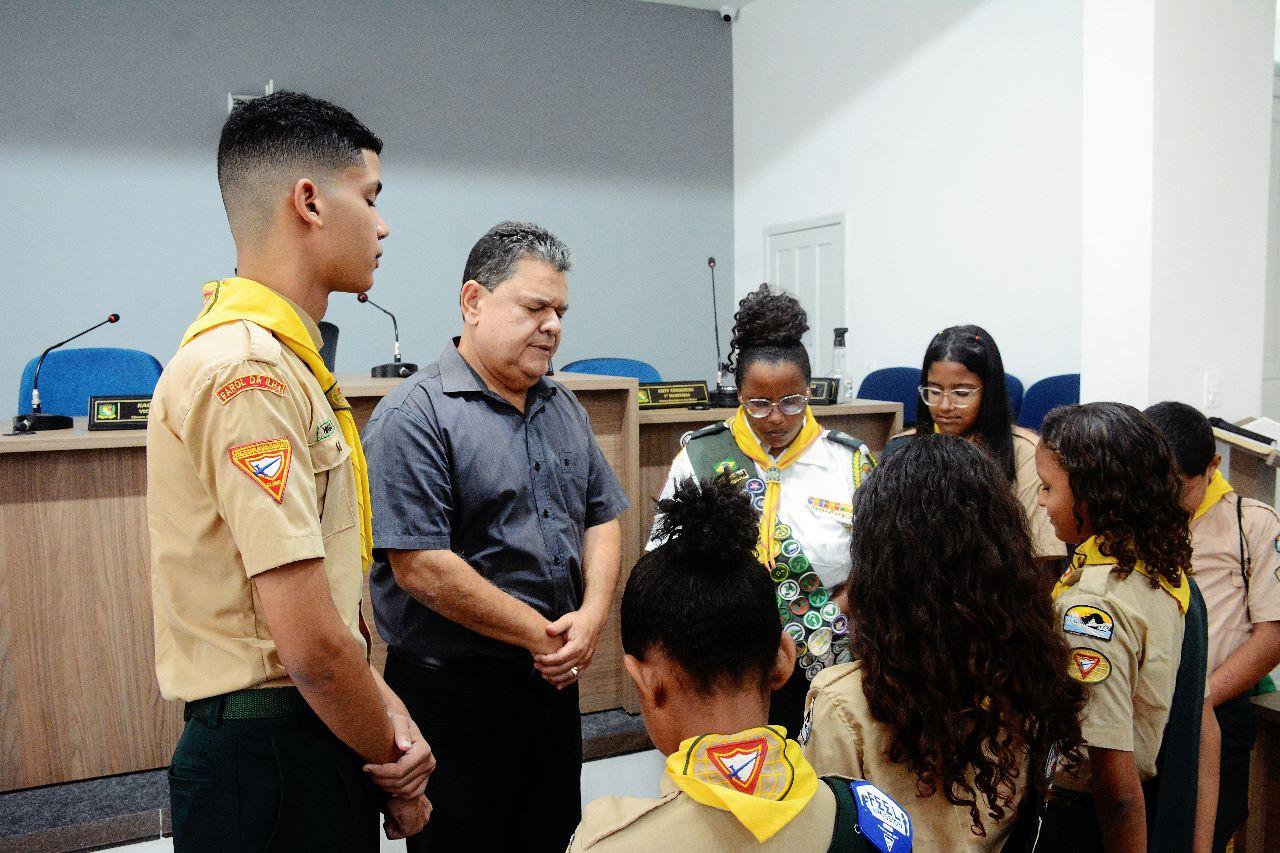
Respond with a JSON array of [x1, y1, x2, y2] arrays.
[[1035, 403, 1202, 852], [802, 434, 1085, 850], [882, 325, 1066, 571]]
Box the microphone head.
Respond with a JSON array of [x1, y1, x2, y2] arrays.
[[107, 313, 120, 323], [707, 257, 716, 268], [357, 293, 369, 303]]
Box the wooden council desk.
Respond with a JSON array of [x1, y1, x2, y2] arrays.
[[0, 375, 900, 793]]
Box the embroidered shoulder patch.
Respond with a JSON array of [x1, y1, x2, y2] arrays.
[[216, 374, 286, 405], [852, 781, 913, 853], [228, 438, 292, 503], [315, 418, 336, 442], [1069, 648, 1112, 684], [1063, 605, 1114, 642], [705, 737, 768, 795]]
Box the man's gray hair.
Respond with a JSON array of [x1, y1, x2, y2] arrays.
[[462, 221, 572, 291]]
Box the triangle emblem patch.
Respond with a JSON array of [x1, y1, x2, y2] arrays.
[[706, 737, 768, 795], [229, 438, 293, 503]]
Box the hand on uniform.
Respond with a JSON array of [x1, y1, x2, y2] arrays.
[[383, 793, 431, 840], [363, 712, 436, 799], [534, 608, 604, 689]]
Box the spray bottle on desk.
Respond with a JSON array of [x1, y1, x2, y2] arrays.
[[831, 327, 850, 402]]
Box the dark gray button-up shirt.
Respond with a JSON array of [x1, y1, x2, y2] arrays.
[[364, 340, 629, 669]]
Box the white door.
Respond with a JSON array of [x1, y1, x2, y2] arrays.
[[1262, 76, 1280, 418], [765, 219, 846, 379]]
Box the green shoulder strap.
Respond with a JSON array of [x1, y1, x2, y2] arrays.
[[822, 776, 862, 853], [685, 423, 756, 484]]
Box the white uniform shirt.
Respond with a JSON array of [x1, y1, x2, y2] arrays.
[[648, 430, 859, 589]]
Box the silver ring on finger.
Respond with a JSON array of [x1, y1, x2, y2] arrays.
[[570, 666, 580, 679]]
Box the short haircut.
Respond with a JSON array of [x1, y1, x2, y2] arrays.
[[1143, 401, 1216, 477], [217, 91, 382, 236], [622, 475, 780, 691], [462, 221, 572, 291]]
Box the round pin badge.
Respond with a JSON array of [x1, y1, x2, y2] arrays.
[[798, 653, 816, 669], [777, 579, 801, 601], [784, 622, 806, 643], [831, 614, 849, 636], [781, 539, 802, 558], [818, 651, 836, 667], [835, 648, 852, 665], [773, 523, 792, 541], [803, 610, 824, 631], [804, 662, 824, 681], [789, 597, 811, 617], [751, 495, 765, 512], [798, 572, 821, 593], [788, 554, 810, 573], [820, 602, 841, 621], [770, 564, 790, 583], [808, 626, 833, 656], [745, 478, 766, 495], [808, 590, 829, 609]]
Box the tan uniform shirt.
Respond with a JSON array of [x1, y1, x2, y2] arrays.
[[1010, 426, 1066, 559], [568, 774, 838, 851], [1052, 562, 1184, 789], [802, 662, 1023, 850], [148, 309, 364, 702], [1190, 493, 1280, 679]]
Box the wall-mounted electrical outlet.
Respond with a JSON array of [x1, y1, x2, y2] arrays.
[[1204, 370, 1222, 410]]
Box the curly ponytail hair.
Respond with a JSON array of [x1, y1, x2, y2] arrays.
[[847, 435, 1085, 837], [727, 284, 811, 388]]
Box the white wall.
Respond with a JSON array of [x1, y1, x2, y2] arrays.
[[1081, 0, 1274, 419], [732, 0, 1083, 390], [0, 0, 735, 404]]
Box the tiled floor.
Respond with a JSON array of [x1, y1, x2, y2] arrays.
[[107, 749, 666, 851]]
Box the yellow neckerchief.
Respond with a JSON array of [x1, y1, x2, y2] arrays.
[[666, 725, 818, 843], [180, 277, 373, 566], [1053, 536, 1189, 614], [932, 423, 981, 444], [730, 406, 823, 566], [1191, 469, 1233, 523]]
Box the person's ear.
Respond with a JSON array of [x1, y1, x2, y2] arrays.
[[290, 178, 322, 227], [767, 633, 798, 691], [624, 653, 666, 711], [459, 280, 486, 326], [1207, 455, 1222, 479]]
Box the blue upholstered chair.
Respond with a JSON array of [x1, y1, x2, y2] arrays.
[[856, 367, 921, 426], [561, 358, 661, 383], [17, 347, 164, 417], [1017, 374, 1080, 432], [1005, 374, 1025, 421]]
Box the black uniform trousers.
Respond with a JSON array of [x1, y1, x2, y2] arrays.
[[168, 705, 380, 852], [1213, 693, 1257, 851], [384, 652, 583, 853]]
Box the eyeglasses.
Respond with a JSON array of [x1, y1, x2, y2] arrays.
[[741, 394, 808, 418], [918, 385, 982, 408]]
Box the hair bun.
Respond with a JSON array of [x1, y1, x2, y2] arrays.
[[654, 475, 758, 571], [730, 283, 808, 350]]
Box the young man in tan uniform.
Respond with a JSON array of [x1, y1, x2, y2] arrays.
[[1147, 402, 1280, 850], [148, 91, 432, 851]]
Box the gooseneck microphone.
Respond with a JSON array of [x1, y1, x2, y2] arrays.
[[706, 258, 737, 408], [13, 313, 121, 433], [357, 294, 417, 379]]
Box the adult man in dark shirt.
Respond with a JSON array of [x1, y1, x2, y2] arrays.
[[363, 221, 628, 853]]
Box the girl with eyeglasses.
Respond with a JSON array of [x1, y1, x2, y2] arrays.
[[648, 284, 877, 736], [881, 324, 1065, 571]]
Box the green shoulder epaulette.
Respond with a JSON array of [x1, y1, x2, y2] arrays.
[[681, 421, 730, 447]]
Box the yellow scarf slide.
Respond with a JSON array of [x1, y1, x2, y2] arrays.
[[666, 726, 818, 843], [730, 406, 823, 567], [181, 277, 374, 567]]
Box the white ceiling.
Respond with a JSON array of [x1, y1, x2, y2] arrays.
[[635, 0, 757, 12]]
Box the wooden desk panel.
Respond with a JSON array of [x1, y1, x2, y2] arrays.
[[0, 372, 640, 791]]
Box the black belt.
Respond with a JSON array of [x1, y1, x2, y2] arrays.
[[185, 687, 310, 722]]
